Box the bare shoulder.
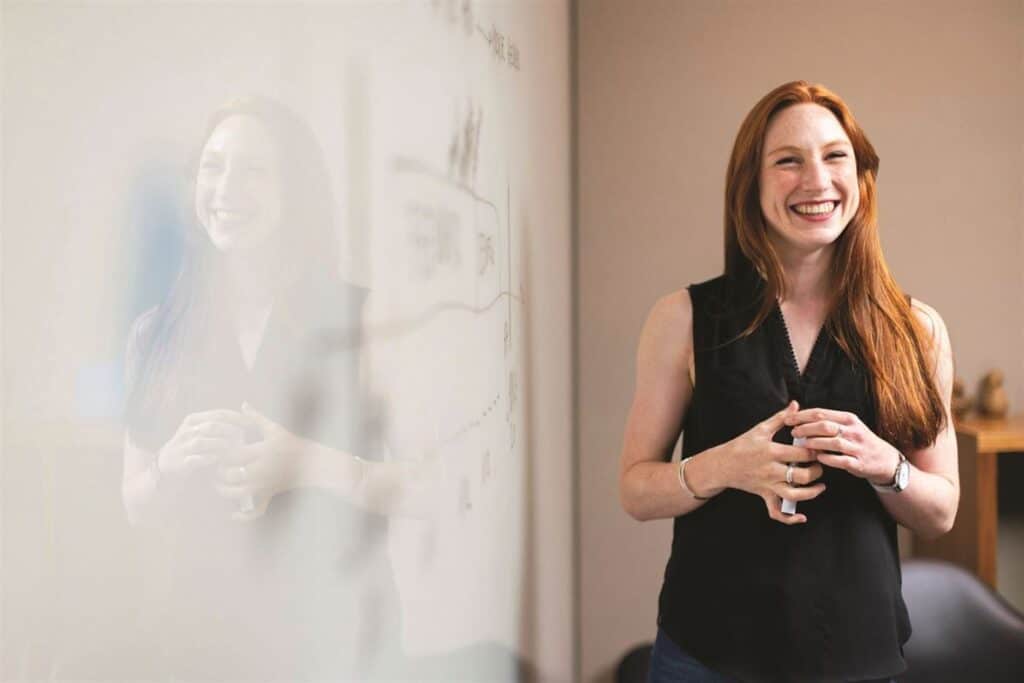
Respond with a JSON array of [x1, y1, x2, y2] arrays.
[[635, 289, 695, 392], [634, 288, 692, 358], [643, 288, 692, 342], [909, 297, 953, 388], [909, 297, 950, 348]]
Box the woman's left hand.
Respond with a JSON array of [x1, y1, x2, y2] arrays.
[[785, 408, 901, 486], [215, 403, 307, 520]]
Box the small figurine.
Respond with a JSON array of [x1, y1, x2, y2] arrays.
[[952, 376, 973, 420], [977, 370, 1009, 419]]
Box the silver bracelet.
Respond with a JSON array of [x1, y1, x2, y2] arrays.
[[678, 456, 710, 500]]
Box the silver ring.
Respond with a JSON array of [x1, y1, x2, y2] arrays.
[[785, 463, 795, 486]]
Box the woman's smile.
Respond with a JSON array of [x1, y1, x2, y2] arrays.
[[210, 207, 259, 226], [195, 115, 283, 253], [790, 199, 840, 222], [759, 103, 859, 252]]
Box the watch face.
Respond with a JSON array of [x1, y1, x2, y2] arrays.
[[896, 462, 909, 490]]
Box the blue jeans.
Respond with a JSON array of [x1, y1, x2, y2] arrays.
[[647, 629, 738, 682], [646, 629, 897, 683]]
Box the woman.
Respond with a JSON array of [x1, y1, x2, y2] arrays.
[[619, 81, 958, 682], [122, 96, 408, 681]]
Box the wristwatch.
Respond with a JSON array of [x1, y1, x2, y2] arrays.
[[872, 451, 909, 493]]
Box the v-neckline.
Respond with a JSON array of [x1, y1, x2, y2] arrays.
[[773, 302, 827, 382], [236, 302, 274, 372]]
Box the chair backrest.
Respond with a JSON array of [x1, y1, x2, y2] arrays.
[[614, 643, 653, 683], [901, 559, 1024, 682]]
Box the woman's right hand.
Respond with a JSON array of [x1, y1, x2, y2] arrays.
[[157, 409, 248, 476], [723, 400, 826, 524]]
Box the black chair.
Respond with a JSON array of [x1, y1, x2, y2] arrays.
[[616, 561, 1024, 683], [900, 558, 1024, 682], [615, 642, 653, 683]]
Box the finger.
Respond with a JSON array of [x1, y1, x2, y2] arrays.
[[764, 495, 806, 525], [775, 462, 825, 485], [217, 465, 251, 486], [770, 444, 818, 463], [181, 453, 220, 470], [761, 401, 800, 435], [802, 436, 854, 454], [184, 410, 249, 429], [186, 436, 236, 454], [793, 463, 825, 485], [791, 420, 844, 439], [214, 481, 252, 500], [241, 402, 282, 435], [193, 422, 245, 440], [816, 452, 862, 475], [785, 408, 855, 427], [218, 443, 263, 466], [773, 482, 827, 502]]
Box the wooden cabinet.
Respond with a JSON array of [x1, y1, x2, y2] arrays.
[[913, 415, 1024, 588]]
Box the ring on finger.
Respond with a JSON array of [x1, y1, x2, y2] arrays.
[[785, 462, 795, 486], [836, 424, 843, 439]]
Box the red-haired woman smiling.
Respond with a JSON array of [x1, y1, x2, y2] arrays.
[[619, 81, 958, 682]]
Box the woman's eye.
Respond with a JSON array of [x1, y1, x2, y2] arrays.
[[827, 151, 848, 160], [776, 157, 798, 166]]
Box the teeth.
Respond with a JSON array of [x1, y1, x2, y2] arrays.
[[793, 201, 837, 215]]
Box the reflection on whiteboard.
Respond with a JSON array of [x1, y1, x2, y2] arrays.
[[1, 1, 564, 681]]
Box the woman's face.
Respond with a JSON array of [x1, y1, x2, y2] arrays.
[[759, 103, 859, 255], [195, 115, 283, 253]]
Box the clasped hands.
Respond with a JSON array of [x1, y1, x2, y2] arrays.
[[157, 403, 307, 521], [726, 400, 902, 525]]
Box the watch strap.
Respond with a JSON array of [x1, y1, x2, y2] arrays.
[[872, 451, 907, 493]]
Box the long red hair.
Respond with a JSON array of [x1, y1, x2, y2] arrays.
[[724, 81, 944, 452]]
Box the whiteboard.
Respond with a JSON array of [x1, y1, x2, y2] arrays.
[[1, 1, 572, 680]]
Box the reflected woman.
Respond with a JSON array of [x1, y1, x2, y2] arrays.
[[122, 96, 408, 681]]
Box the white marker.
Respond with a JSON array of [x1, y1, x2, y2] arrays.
[[781, 436, 806, 515]]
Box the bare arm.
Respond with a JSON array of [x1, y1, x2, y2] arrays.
[[122, 433, 169, 526], [290, 440, 439, 519], [208, 398, 442, 521], [619, 290, 822, 523], [875, 300, 959, 539], [619, 290, 710, 520]]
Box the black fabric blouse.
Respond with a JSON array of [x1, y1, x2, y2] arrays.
[[656, 270, 911, 683]]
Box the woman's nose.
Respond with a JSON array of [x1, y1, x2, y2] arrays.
[[800, 158, 831, 191], [215, 164, 246, 200]]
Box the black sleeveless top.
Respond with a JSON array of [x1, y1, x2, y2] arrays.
[[656, 271, 911, 683]]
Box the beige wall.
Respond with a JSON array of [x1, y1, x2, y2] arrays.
[[577, 0, 1023, 681]]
